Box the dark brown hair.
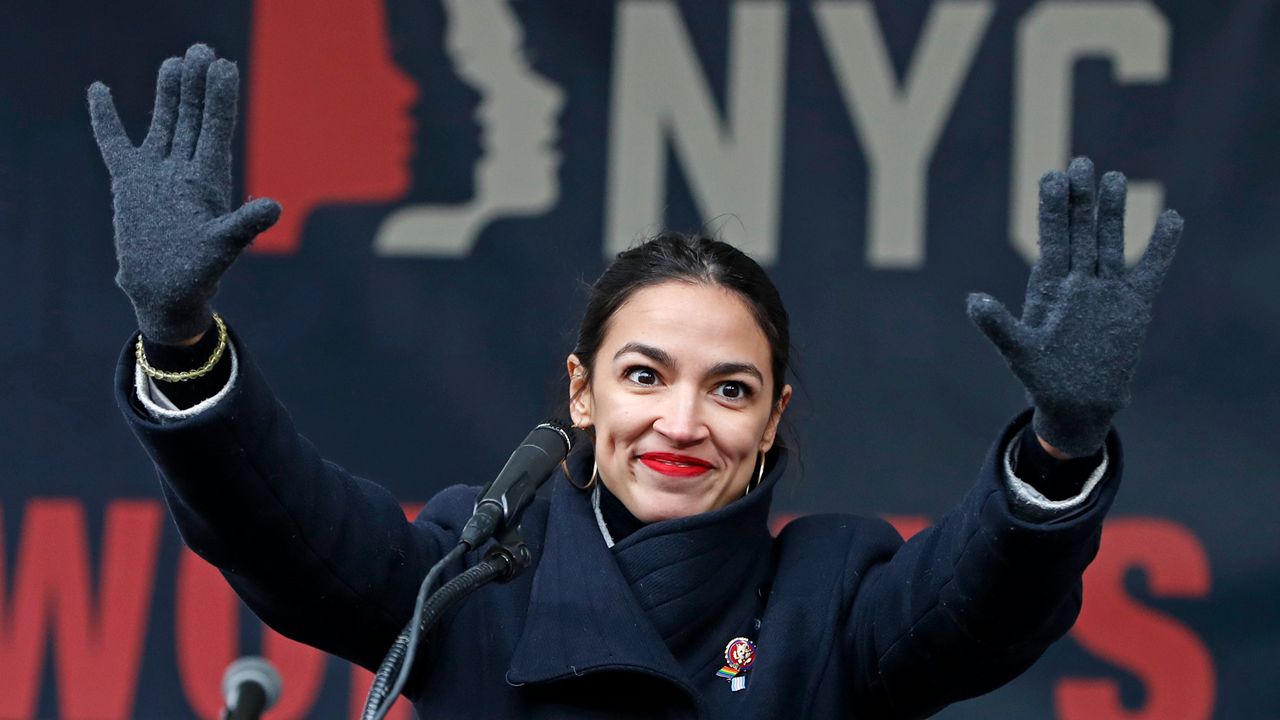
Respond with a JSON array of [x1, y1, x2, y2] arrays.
[[572, 232, 791, 402]]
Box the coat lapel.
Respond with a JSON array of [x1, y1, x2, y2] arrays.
[[506, 456, 685, 685], [507, 449, 788, 689]]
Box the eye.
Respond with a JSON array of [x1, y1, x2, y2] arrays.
[[715, 381, 753, 401], [625, 367, 660, 386]]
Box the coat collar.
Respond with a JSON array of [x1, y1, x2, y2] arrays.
[[506, 448, 786, 687]]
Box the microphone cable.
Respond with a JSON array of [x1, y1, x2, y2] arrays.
[[361, 541, 527, 720], [360, 419, 571, 719], [361, 541, 466, 720]]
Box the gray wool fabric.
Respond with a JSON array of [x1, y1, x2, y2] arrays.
[[967, 157, 1183, 457], [89, 44, 280, 344]]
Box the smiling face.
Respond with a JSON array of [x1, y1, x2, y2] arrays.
[[568, 281, 792, 522]]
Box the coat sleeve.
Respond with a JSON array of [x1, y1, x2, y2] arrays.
[[115, 331, 476, 672], [842, 411, 1122, 718]]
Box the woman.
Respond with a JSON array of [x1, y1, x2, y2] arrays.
[[89, 45, 1182, 718]]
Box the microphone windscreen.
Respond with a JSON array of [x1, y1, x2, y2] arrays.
[[534, 418, 575, 455], [222, 656, 283, 710]]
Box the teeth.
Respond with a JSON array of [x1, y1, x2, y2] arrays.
[[656, 459, 699, 468]]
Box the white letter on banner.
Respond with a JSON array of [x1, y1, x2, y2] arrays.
[[1013, 2, 1169, 264], [605, 1, 787, 264], [815, 0, 994, 269]]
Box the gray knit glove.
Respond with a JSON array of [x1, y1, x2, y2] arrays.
[[967, 157, 1183, 457], [88, 44, 280, 344]]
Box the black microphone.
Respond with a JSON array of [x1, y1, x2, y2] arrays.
[[459, 420, 574, 549], [220, 656, 282, 720]]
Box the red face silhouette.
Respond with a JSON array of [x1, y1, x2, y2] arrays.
[[245, 0, 421, 253]]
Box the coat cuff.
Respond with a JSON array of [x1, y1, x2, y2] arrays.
[[134, 339, 240, 421], [1002, 435, 1108, 523]]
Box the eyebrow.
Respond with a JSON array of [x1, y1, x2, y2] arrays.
[[707, 362, 764, 384], [614, 342, 675, 368], [613, 342, 764, 384]]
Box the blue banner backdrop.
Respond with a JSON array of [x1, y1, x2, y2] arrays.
[[2, 0, 1277, 717]]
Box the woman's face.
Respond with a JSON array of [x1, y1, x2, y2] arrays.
[[567, 282, 791, 522]]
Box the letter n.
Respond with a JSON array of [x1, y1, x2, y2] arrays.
[[606, 1, 788, 264]]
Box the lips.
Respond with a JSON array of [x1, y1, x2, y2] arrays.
[[639, 452, 714, 477]]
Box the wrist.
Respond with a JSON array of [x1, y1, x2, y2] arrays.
[[136, 314, 228, 381], [1035, 434, 1073, 460], [1015, 426, 1105, 501], [168, 330, 207, 347], [1030, 407, 1111, 459], [133, 303, 214, 346], [139, 318, 220, 371]]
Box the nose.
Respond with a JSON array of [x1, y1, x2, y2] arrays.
[[652, 389, 710, 446]]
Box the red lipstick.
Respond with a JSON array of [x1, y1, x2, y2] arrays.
[[639, 452, 713, 477]]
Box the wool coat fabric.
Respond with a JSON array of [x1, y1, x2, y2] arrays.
[[116, 336, 1121, 719]]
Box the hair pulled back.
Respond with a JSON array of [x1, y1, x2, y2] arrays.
[[573, 232, 791, 402]]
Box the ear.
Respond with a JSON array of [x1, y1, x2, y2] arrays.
[[567, 353, 593, 428], [759, 383, 792, 453]]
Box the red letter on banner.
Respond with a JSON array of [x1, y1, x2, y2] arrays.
[[175, 547, 238, 717], [882, 515, 932, 542], [344, 501, 425, 720], [0, 499, 161, 719], [350, 668, 413, 720], [1056, 518, 1215, 720], [176, 548, 327, 718]]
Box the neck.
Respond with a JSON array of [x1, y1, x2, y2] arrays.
[[594, 481, 649, 544]]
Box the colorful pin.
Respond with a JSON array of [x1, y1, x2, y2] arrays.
[[716, 637, 757, 692]]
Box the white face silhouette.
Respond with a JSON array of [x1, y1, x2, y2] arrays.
[[375, 0, 566, 257], [446, 0, 564, 207]]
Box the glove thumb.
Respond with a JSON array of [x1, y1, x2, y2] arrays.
[[209, 198, 283, 250], [966, 293, 1028, 359], [87, 82, 133, 174]]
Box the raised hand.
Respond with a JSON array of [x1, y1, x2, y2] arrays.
[[967, 157, 1183, 458], [88, 44, 281, 344]]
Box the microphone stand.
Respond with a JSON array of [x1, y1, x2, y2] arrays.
[[359, 524, 534, 720], [361, 418, 572, 720]]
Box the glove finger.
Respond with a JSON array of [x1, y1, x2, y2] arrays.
[[87, 82, 134, 174], [141, 57, 182, 155], [1096, 171, 1127, 277], [1127, 209, 1183, 303], [194, 59, 239, 176], [1067, 156, 1098, 273], [1034, 170, 1070, 280], [207, 197, 282, 251], [172, 44, 216, 161], [966, 293, 1029, 361]]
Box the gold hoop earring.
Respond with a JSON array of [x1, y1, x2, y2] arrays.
[[568, 458, 600, 492], [745, 450, 765, 495]]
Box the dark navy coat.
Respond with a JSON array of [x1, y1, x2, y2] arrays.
[[117, 337, 1121, 719]]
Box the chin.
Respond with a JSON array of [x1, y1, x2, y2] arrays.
[[629, 486, 716, 523]]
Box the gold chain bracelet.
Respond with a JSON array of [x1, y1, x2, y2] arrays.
[[135, 313, 229, 382]]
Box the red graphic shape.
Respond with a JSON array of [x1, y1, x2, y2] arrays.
[[247, 0, 418, 254]]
